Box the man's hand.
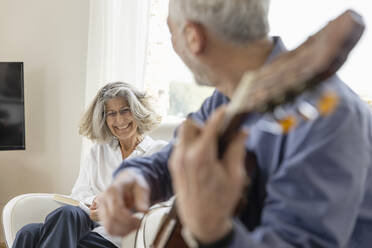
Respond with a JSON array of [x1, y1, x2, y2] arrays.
[[169, 106, 248, 244], [98, 169, 150, 236]]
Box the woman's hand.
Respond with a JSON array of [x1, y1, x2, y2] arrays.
[[89, 194, 103, 221], [98, 169, 150, 236], [169, 106, 248, 244]]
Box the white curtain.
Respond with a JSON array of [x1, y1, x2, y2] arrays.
[[85, 0, 151, 106], [81, 0, 151, 161]]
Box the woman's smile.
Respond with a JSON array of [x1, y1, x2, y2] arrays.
[[114, 122, 132, 132]]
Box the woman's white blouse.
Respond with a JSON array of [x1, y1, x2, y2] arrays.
[[71, 136, 168, 205], [69, 136, 168, 247]]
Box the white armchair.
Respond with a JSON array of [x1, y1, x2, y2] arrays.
[[2, 193, 65, 247], [1, 122, 179, 247]]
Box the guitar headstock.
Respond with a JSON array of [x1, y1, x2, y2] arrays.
[[223, 9, 365, 134]]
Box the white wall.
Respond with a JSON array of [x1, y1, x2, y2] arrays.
[[0, 0, 90, 236]]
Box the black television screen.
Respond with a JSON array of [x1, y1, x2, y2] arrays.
[[0, 62, 25, 150]]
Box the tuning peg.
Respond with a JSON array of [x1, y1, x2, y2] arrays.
[[317, 91, 339, 116], [277, 115, 297, 133], [297, 101, 319, 121], [272, 107, 297, 133], [259, 114, 297, 134]]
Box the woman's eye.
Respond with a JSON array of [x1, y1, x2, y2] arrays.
[[107, 112, 116, 117], [120, 109, 129, 115]]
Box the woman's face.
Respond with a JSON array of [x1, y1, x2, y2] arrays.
[[105, 97, 138, 142]]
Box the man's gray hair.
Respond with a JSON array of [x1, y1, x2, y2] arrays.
[[79, 82, 161, 146], [170, 0, 270, 44]]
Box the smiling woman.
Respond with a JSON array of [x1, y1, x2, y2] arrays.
[[80, 82, 162, 159], [105, 97, 140, 159], [80, 82, 161, 146], [11, 82, 168, 248]]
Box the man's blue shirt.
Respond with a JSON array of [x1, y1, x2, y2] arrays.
[[114, 37, 372, 247]]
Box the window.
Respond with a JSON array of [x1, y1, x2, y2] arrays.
[[144, 0, 214, 122], [144, 0, 372, 121]]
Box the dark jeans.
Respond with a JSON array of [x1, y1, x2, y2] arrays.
[[12, 205, 117, 248]]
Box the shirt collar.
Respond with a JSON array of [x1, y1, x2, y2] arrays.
[[265, 36, 287, 64], [134, 135, 153, 153], [114, 135, 153, 156]]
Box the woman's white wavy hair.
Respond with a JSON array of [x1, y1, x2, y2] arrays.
[[169, 0, 270, 44], [79, 82, 161, 146]]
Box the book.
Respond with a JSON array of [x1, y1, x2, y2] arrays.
[[53, 194, 91, 214]]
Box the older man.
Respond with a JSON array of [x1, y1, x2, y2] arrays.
[[99, 0, 372, 247]]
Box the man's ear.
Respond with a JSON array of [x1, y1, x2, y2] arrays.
[[183, 22, 206, 55]]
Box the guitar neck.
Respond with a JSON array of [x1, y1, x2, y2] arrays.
[[218, 112, 249, 158]]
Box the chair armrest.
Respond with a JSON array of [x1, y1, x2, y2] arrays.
[[2, 193, 64, 247]]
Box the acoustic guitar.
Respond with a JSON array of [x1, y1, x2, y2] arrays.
[[126, 9, 365, 248]]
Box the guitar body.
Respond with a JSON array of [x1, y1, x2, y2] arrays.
[[161, 222, 188, 248], [123, 198, 188, 248], [145, 200, 189, 248]]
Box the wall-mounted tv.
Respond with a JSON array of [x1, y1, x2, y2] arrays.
[[0, 62, 25, 150]]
